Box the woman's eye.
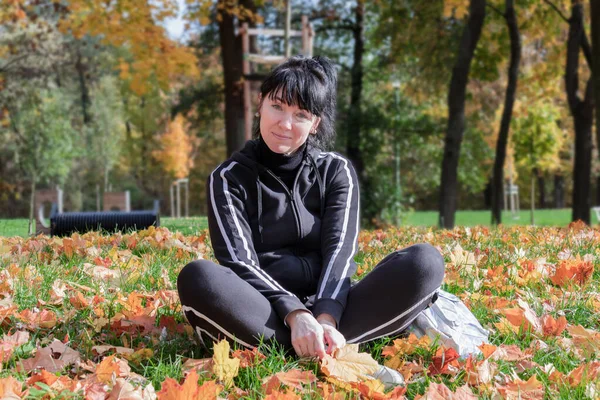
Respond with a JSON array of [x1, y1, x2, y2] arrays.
[[296, 113, 309, 120], [272, 104, 282, 110]]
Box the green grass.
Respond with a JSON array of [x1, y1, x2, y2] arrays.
[[2, 209, 598, 237], [403, 208, 600, 227]]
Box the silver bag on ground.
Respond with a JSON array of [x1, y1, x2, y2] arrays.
[[408, 289, 489, 358]]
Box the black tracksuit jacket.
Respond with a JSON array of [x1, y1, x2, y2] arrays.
[[207, 139, 360, 326]]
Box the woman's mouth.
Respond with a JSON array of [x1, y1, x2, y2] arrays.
[[272, 132, 290, 140]]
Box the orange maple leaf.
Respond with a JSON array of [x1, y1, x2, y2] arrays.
[[550, 258, 594, 287], [0, 376, 24, 398], [428, 347, 460, 375], [95, 355, 123, 384], [262, 369, 317, 394], [541, 315, 567, 337], [232, 347, 266, 368], [69, 291, 90, 309], [495, 375, 544, 399], [567, 361, 600, 387], [263, 389, 301, 400], [157, 370, 223, 400]]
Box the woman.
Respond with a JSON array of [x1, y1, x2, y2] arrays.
[[177, 55, 444, 362]]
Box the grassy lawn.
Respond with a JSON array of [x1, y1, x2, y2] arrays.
[[1, 209, 598, 237], [0, 224, 599, 398]]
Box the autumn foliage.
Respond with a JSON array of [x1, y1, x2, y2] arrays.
[[0, 224, 599, 398]]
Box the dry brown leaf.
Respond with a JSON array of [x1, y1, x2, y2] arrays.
[[232, 347, 266, 368], [262, 369, 317, 394], [69, 291, 90, 309], [465, 357, 496, 386], [417, 382, 454, 400], [491, 344, 532, 362], [92, 345, 135, 356], [264, 389, 301, 400], [321, 344, 379, 383], [566, 325, 600, 358], [0, 376, 25, 399], [107, 378, 157, 400], [567, 361, 600, 387], [181, 357, 214, 375], [495, 375, 544, 399], [478, 343, 497, 359], [0, 331, 29, 362], [95, 355, 124, 384], [18, 340, 81, 373], [212, 340, 240, 388], [541, 315, 567, 337]]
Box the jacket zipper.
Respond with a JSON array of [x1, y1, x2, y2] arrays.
[[264, 168, 303, 240]]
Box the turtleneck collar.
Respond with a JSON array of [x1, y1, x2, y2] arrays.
[[257, 135, 307, 174]]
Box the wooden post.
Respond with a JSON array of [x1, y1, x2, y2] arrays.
[[284, 0, 291, 57]]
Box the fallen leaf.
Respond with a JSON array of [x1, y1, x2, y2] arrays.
[[18, 340, 81, 373], [495, 375, 544, 399], [550, 258, 594, 287], [157, 371, 222, 400], [95, 355, 124, 384], [566, 325, 600, 358], [321, 344, 379, 383], [212, 340, 240, 388], [107, 378, 157, 400], [567, 362, 600, 387], [264, 389, 301, 400], [0, 376, 24, 399], [181, 358, 214, 375], [232, 347, 266, 368], [69, 291, 90, 309], [262, 369, 317, 394], [428, 347, 460, 375], [92, 345, 135, 356]]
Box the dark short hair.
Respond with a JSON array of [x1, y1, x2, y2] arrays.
[[253, 55, 337, 150]]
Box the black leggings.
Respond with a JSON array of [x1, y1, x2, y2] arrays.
[[177, 243, 445, 350]]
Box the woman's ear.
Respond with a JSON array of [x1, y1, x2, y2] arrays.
[[310, 117, 322, 135]]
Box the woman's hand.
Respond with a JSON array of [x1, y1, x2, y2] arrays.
[[286, 310, 326, 359], [317, 314, 346, 355]]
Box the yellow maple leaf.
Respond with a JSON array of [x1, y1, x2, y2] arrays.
[[212, 340, 240, 388], [320, 344, 379, 383]]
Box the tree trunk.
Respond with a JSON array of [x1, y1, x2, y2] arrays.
[[554, 174, 565, 208], [566, 2, 593, 224], [76, 47, 91, 125], [537, 171, 546, 209], [439, 0, 486, 229], [530, 173, 535, 225], [491, 0, 521, 225], [218, 0, 246, 156], [591, 0, 600, 165], [347, 0, 369, 221], [347, 0, 365, 182]]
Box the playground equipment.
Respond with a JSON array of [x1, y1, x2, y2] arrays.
[[103, 191, 131, 212], [35, 186, 159, 236], [240, 12, 314, 140], [170, 178, 189, 218], [35, 187, 64, 235], [504, 183, 520, 219], [37, 200, 160, 237]]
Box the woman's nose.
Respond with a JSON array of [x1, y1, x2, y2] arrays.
[[278, 113, 293, 130]]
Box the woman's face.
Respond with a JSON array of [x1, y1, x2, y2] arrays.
[[259, 94, 320, 155]]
